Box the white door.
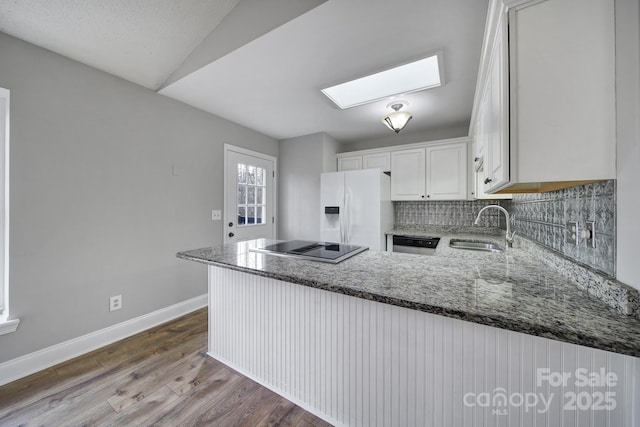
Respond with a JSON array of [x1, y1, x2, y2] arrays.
[[224, 145, 276, 243]]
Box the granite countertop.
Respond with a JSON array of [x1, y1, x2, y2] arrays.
[[177, 226, 640, 358]]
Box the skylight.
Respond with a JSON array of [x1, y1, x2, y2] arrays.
[[321, 54, 442, 109]]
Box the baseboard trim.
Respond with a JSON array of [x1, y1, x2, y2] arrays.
[[0, 294, 207, 387]]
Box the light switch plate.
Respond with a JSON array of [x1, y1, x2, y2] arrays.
[[566, 221, 578, 245]]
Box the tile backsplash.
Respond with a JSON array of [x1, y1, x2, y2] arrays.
[[395, 200, 507, 228], [394, 180, 616, 277], [507, 180, 616, 277]]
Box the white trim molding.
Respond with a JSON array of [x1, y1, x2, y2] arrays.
[[0, 88, 10, 324], [0, 318, 19, 336], [0, 294, 207, 387], [223, 143, 278, 243]]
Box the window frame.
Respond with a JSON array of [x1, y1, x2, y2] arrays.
[[0, 87, 17, 335]]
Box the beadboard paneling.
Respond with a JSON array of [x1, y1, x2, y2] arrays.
[[208, 266, 639, 427]]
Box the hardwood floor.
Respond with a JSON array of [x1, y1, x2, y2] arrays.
[[0, 308, 332, 426]]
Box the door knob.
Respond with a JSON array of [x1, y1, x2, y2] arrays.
[[228, 232, 235, 238]]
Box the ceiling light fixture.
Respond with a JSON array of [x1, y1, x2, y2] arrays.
[[381, 101, 412, 134]]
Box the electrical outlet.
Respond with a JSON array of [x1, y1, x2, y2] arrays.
[[211, 210, 222, 221], [109, 295, 122, 312], [586, 220, 596, 248], [566, 221, 578, 245]]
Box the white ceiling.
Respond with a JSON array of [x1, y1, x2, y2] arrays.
[[0, 0, 489, 143], [0, 0, 241, 90]]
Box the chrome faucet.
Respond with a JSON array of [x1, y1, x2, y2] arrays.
[[474, 205, 515, 248]]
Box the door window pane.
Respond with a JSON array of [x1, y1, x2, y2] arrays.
[[247, 166, 256, 184], [236, 162, 267, 228], [238, 185, 246, 205], [257, 167, 264, 186], [256, 206, 264, 224], [237, 164, 246, 184], [238, 207, 246, 225]]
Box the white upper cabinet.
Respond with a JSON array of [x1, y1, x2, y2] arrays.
[[509, 0, 615, 188], [471, 0, 616, 193], [471, 0, 510, 193], [390, 148, 426, 200], [471, 133, 512, 199], [426, 143, 467, 200], [337, 138, 470, 201], [485, 14, 509, 193], [362, 152, 391, 172], [337, 155, 362, 172], [337, 152, 391, 172]]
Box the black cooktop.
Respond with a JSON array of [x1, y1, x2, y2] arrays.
[[251, 240, 368, 263]]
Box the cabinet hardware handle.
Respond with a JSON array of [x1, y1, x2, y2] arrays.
[[228, 232, 235, 237], [427, 195, 431, 198], [228, 222, 234, 227], [484, 178, 493, 184], [474, 157, 479, 162], [421, 195, 425, 198]]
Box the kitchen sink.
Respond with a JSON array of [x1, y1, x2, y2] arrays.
[[449, 239, 504, 253]]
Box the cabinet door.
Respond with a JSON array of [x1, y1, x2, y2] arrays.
[[390, 148, 426, 201], [362, 152, 391, 172], [483, 13, 509, 193], [337, 156, 362, 171], [426, 143, 467, 200], [509, 0, 615, 184], [473, 98, 512, 200]]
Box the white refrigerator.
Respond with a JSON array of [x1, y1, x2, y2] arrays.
[[320, 169, 393, 251]]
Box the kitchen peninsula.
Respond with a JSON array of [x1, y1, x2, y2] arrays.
[[178, 228, 640, 427]]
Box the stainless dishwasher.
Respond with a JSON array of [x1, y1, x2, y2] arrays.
[[392, 235, 441, 255]]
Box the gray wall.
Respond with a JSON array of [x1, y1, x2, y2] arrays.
[[339, 122, 468, 153], [0, 32, 278, 363], [278, 132, 339, 240]]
